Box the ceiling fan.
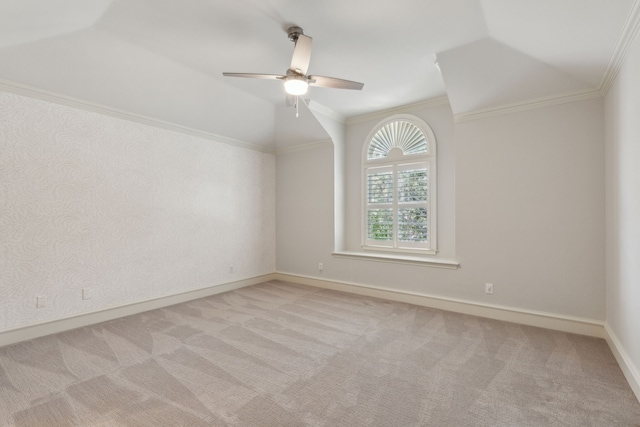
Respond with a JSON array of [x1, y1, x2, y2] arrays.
[[223, 26, 364, 116]]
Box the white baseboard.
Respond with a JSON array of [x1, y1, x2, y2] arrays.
[[604, 323, 640, 403], [0, 273, 277, 348], [4, 271, 635, 403], [278, 271, 639, 402], [274, 272, 606, 338]]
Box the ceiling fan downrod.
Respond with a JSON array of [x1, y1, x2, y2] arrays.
[[287, 26, 304, 43]]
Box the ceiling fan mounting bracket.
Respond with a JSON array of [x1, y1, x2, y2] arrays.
[[287, 26, 304, 42]]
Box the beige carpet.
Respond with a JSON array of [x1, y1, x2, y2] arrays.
[[0, 280, 638, 426]]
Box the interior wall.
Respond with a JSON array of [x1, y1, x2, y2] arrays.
[[605, 28, 640, 385], [306, 103, 347, 252], [276, 143, 334, 275], [455, 99, 605, 319], [276, 98, 606, 320], [0, 91, 276, 331]]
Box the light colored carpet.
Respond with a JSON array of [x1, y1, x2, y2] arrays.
[[0, 280, 638, 426]]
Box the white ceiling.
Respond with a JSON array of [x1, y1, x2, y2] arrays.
[[0, 0, 635, 149]]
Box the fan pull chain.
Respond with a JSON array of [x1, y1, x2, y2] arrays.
[[295, 95, 299, 118]]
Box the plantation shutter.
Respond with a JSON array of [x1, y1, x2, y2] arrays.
[[397, 163, 428, 245], [366, 166, 394, 245]]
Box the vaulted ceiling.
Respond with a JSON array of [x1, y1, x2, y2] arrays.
[[0, 0, 635, 149]]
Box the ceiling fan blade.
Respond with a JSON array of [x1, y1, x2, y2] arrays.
[[290, 34, 312, 75], [222, 73, 284, 79], [308, 75, 364, 90]]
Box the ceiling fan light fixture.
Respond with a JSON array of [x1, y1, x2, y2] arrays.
[[284, 76, 308, 95]]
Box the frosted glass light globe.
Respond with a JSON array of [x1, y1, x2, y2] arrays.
[[284, 77, 308, 95]]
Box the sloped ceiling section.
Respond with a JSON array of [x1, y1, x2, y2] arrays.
[[437, 37, 592, 114], [0, 0, 277, 147], [0, 28, 277, 146], [0, 0, 112, 47], [438, 0, 635, 115], [275, 102, 330, 150], [481, 0, 630, 88]]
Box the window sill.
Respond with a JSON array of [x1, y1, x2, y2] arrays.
[[332, 251, 460, 269], [362, 245, 437, 255]]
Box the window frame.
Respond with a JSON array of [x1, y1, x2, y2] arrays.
[[361, 114, 437, 255]]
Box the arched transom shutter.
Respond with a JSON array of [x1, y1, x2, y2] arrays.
[[367, 120, 428, 160]]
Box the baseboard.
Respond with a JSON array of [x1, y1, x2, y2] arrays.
[[0, 273, 277, 348], [274, 272, 606, 338], [604, 323, 640, 403], [4, 271, 634, 402]]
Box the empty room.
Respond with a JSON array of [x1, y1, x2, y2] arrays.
[[1, 0, 640, 425]]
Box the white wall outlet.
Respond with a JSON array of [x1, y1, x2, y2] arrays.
[[318, 262, 324, 271], [36, 296, 47, 308], [82, 288, 92, 300], [229, 264, 234, 273], [485, 283, 494, 294]]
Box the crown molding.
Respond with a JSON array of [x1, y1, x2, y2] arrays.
[[7, 0, 639, 141], [275, 138, 333, 155], [366, 0, 639, 126], [346, 97, 451, 126], [599, 0, 640, 95], [0, 79, 276, 154], [454, 88, 603, 123]]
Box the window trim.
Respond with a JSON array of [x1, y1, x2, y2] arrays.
[[361, 114, 437, 255]]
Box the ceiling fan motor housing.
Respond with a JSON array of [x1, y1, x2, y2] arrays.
[[287, 26, 304, 42]]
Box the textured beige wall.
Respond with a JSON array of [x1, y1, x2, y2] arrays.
[[455, 99, 605, 319], [0, 92, 276, 331], [276, 98, 606, 320], [605, 28, 640, 389]]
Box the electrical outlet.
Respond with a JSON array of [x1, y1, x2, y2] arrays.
[[36, 296, 47, 308], [82, 288, 92, 300], [485, 283, 494, 294], [318, 262, 323, 271]]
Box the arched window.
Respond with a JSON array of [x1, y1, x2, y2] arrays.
[[362, 115, 437, 253]]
